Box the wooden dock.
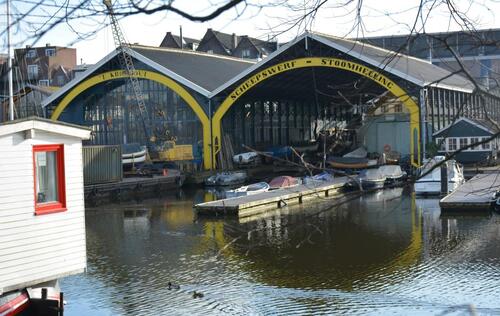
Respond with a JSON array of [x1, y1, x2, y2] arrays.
[[440, 173, 500, 211], [85, 173, 184, 205], [195, 177, 348, 217]]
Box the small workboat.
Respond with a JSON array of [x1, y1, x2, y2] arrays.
[[303, 171, 335, 186], [226, 182, 270, 198], [347, 168, 386, 190], [269, 176, 300, 189], [122, 143, 147, 167], [265, 146, 292, 159], [414, 156, 464, 195], [378, 165, 406, 185], [327, 156, 378, 169], [204, 171, 248, 186], [291, 141, 319, 153], [233, 152, 260, 165]]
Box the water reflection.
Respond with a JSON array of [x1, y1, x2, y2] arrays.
[[61, 188, 500, 315]]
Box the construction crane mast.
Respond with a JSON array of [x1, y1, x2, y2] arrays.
[[103, 0, 154, 145]]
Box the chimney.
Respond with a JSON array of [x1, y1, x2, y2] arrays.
[[46, 43, 50, 47], [179, 25, 183, 49], [232, 33, 238, 50]]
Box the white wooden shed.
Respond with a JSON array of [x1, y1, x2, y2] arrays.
[[0, 117, 91, 295]]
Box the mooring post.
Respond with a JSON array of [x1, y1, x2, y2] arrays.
[[440, 164, 448, 196]]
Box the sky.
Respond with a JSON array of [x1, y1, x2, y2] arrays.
[[2, 0, 500, 64]]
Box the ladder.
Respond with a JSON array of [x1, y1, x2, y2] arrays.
[[103, 0, 154, 144]]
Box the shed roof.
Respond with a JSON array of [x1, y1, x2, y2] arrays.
[[41, 45, 254, 107], [0, 116, 91, 139], [313, 32, 475, 92], [131, 45, 254, 92], [211, 32, 475, 97]]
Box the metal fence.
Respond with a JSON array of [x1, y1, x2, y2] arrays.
[[83, 145, 122, 185]]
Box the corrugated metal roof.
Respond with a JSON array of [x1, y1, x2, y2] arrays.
[[312, 32, 475, 91], [131, 45, 254, 92]]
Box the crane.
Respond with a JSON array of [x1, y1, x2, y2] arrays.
[[103, 0, 155, 145]]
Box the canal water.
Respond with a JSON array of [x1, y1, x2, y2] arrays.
[[61, 188, 500, 315]]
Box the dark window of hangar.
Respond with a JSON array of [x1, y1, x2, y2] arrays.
[[221, 65, 388, 152], [59, 78, 203, 157]]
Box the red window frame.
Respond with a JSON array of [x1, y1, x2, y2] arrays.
[[33, 144, 66, 215]]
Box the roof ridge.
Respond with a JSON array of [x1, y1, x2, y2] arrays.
[[130, 44, 254, 64]]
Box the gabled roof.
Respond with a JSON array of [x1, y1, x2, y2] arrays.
[[0, 116, 91, 139], [211, 30, 238, 50], [237, 36, 277, 56], [211, 32, 475, 97], [160, 32, 200, 48], [41, 45, 254, 107], [433, 117, 500, 136]]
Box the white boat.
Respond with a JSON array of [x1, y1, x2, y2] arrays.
[[378, 165, 406, 185], [122, 143, 147, 165], [233, 152, 260, 164], [414, 156, 464, 195], [204, 171, 248, 186], [303, 171, 335, 186], [226, 182, 270, 198]]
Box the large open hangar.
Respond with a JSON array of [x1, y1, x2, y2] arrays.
[[41, 32, 500, 170]]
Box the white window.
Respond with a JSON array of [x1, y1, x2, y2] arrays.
[[470, 137, 480, 150], [45, 48, 56, 57], [27, 64, 38, 80], [242, 49, 251, 58], [26, 49, 37, 58], [435, 137, 446, 151], [459, 137, 468, 150], [448, 138, 457, 151], [207, 49, 213, 54], [38, 79, 49, 86], [482, 137, 491, 150]]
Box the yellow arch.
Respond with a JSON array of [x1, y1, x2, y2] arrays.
[[50, 69, 212, 170], [212, 58, 421, 167]]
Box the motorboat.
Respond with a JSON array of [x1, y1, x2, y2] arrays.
[[122, 143, 147, 167], [291, 141, 319, 153], [347, 168, 386, 190], [233, 152, 260, 165], [204, 171, 248, 186], [327, 156, 378, 169], [414, 156, 464, 195], [226, 182, 270, 198], [303, 171, 335, 186], [378, 165, 406, 185], [269, 176, 300, 190]]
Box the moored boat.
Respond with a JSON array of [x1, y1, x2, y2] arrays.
[[226, 182, 270, 198], [414, 156, 464, 195], [233, 152, 260, 165], [303, 171, 335, 186], [204, 171, 248, 186], [347, 168, 386, 190], [122, 143, 147, 167], [327, 156, 378, 169], [378, 165, 406, 185], [269, 176, 300, 190]]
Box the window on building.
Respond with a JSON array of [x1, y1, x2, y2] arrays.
[[482, 137, 491, 150], [448, 138, 457, 151], [45, 48, 56, 57], [435, 137, 446, 151], [242, 49, 251, 58], [207, 49, 213, 54], [470, 137, 480, 150], [38, 79, 49, 86], [33, 144, 66, 215], [27, 64, 38, 80], [459, 137, 468, 149], [26, 49, 37, 58]]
